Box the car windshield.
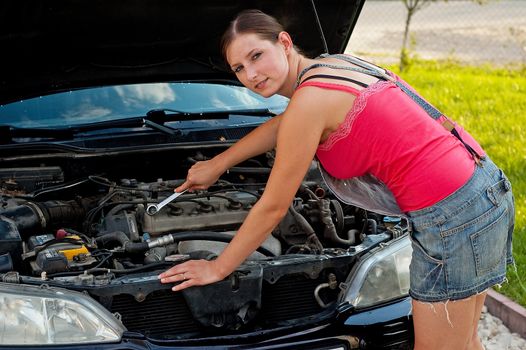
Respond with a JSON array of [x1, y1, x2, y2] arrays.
[[0, 82, 289, 128]]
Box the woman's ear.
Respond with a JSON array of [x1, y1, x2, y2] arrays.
[[277, 31, 293, 53]]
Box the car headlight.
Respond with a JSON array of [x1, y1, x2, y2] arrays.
[[0, 282, 126, 345], [343, 236, 412, 309]]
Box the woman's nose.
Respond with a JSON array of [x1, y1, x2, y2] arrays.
[[245, 65, 258, 81]]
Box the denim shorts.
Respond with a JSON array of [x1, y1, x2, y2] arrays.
[[406, 156, 514, 302]]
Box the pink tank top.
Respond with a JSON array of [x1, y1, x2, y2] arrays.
[[297, 77, 485, 212]]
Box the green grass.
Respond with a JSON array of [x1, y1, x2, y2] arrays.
[[388, 60, 526, 307]]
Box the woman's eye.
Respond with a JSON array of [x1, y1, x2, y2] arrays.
[[252, 52, 262, 60], [233, 66, 243, 73]]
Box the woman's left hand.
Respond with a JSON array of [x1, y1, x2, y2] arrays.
[[158, 259, 225, 292]]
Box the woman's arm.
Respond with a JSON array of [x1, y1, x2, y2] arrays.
[[175, 114, 283, 192], [160, 88, 330, 290], [212, 95, 326, 277]]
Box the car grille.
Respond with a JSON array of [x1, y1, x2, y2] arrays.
[[260, 275, 326, 324], [378, 320, 413, 349], [108, 275, 330, 337], [110, 289, 202, 337], [367, 319, 414, 349]]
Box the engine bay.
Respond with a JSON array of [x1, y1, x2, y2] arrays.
[[0, 146, 407, 334]]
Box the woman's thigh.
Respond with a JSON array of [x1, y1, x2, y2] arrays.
[[412, 292, 486, 350]]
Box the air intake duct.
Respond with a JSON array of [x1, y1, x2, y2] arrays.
[[0, 200, 85, 237]]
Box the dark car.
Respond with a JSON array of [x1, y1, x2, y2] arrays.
[[0, 1, 414, 349]]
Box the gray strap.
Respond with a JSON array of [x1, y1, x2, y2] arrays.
[[319, 54, 443, 120], [295, 62, 393, 89], [324, 53, 390, 76], [394, 81, 443, 120]]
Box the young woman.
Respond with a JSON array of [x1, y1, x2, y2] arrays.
[[159, 9, 515, 350]]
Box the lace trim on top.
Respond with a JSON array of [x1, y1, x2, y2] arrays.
[[317, 80, 392, 152]]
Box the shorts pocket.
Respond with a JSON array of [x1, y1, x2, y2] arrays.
[[470, 205, 509, 276], [410, 233, 443, 264], [409, 233, 445, 295]]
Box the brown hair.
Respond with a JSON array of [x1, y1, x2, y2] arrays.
[[220, 9, 284, 62]]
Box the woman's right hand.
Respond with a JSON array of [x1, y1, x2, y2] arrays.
[[175, 158, 225, 192]]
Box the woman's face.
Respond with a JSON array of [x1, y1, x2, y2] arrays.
[[226, 32, 290, 98]]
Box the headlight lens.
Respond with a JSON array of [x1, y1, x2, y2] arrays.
[[343, 236, 412, 309], [0, 282, 126, 345]]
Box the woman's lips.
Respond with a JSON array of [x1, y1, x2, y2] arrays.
[[255, 78, 268, 90]]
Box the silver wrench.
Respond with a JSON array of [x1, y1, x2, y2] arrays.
[[146, 190, 187, 216]]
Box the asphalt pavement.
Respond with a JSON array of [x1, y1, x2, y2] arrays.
[[346, 0, 526, 65]]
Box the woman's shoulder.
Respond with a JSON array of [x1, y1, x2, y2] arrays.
[[287, 78, 359, 136]]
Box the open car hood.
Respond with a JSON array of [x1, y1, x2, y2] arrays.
[[0, 0, 365, 104]]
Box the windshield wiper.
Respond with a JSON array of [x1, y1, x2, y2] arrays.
[[145, 107, 276, 123], [0, 108, 276, 143], [0, 117, 179, 143]]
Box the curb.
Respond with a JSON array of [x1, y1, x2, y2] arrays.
[[485, 289, 526, 338]]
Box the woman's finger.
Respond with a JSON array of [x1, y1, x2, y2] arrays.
[[159, 273, 182, 284], [172, 279, 195, 292], [175, 180, 192, 193], [158, 261, 198, 283], [158, 263, 187, 280]]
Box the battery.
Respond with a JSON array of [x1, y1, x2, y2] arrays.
[[36, 249, 68, 274], [28, 234, 55, 251], [32, 237, 92, 274]]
